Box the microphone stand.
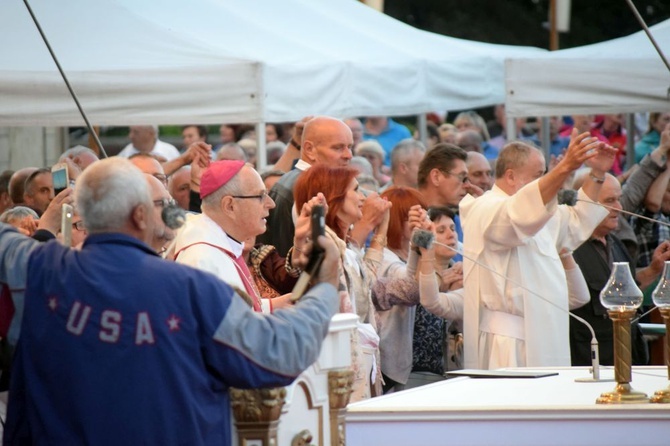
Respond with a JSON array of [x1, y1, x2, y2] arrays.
[[576, 198, 670, 229], [432, 239, 611, 383]]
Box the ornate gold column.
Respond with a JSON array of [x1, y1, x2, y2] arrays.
[[230, 387, 286, 446], [328, 369, 354, 446]]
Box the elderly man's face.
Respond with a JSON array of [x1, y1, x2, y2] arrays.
[[169, 168, 191, 211], [129, 126, 156, 152], [229, 166, 276, 240], [70, 213, 87, 248], [311, 121, 354, 167], [594, 175, 622, 237], [145, 175, 175, 253], [466, 153, 493, 192], [131, 157, 167, 187]]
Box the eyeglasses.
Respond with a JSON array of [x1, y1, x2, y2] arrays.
[[153, 198, 176, 208], [442, 171, 470, 184], [72, 221, 86, 231], [152, 173, 168, 185], [230, 191, 270, 202]]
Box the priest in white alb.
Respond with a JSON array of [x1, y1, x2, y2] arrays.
[[460, 130, 616, 369]]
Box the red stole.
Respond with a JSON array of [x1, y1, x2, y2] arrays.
[[173, 242, 262, 312]]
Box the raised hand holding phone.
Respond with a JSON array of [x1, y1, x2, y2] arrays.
[[290, 204, 326, 303], [51, 163, 69, 196]]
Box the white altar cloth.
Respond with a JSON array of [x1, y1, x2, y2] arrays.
[[346, 367, 670, 446]]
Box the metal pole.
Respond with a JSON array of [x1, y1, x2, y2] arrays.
[[541, 117, 551, 159], [256, 122, 267, 170], [417, 114, 428, 146], [624, 0, 670, 74], [23, 0, 107, 158], [625, 113, 636, 168], [549, 0, 559, 51], [506, 116, 517, 143]]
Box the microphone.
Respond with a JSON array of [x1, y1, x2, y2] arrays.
[[411, 229, 435, 250], [558, 189, 670, 229], [161, 203, 186, 229], [430, 239, 610, 382]]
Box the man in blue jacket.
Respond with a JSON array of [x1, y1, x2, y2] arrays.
[[0, 157, 341, 445]]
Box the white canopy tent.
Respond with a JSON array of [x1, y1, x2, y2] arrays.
[[505, 19, 670, 118], [0, 0, 544, 127]]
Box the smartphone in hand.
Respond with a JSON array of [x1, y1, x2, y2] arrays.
[[304, 204, 325, 275], [51, 163, 69, 195], [290, 204, 326, 302], [60, 203, 73, 247]]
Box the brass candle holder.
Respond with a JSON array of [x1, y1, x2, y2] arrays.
[[596, 262, 649, 405], [596, 309, 649, 404], [650, 261, 670, 403]]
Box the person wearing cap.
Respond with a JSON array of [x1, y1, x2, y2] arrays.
[[172, 160, 304, 313], [355, 140, 390, 188]]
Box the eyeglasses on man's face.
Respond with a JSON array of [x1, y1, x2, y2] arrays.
[[152, 173, 168, 185], [72, 221, 86, 231], [153, 198, 177, 208], [442, 170, 470, 184], [230, 190, 270, 202]]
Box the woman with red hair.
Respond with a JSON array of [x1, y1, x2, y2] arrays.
[[372, 187, 428, 393], [295, 163, 390, 401]]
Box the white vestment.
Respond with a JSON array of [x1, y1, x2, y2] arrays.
[[171, 213, 270, 313], [117, 139, 181, 161], [460, 181, 607, 369]]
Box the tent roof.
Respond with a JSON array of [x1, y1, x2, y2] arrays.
[[1, 0, 544, 126], [505, 19, 670, 117]]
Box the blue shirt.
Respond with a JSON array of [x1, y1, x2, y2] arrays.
[[363, 118, 412, 166], [0, 227, 337, 445]]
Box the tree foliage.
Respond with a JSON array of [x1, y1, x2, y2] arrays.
[[384, 0, 670, 49]]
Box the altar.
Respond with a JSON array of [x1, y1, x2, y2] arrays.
[[346, 367, 670, 446]]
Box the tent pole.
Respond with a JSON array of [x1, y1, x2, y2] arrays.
[[256, 122, 267, 171], [22, 0, 107, 158], [506, 116, 517, 143], [417, 114, 427, 146], [541, 117, 551, 159], [625, 113, 636, 169], [624, 0, 670, 74]]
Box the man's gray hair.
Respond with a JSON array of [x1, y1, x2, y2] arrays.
[[59, 145, 98, 162], [0, 206, 38, 224], [495, 141, 542, 179], [201, 168, 244, 214], [390, 139, 426, 174], [75, 157, 151, 233]]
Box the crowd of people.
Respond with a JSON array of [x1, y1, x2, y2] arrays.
[[1, 109, 670, 443]]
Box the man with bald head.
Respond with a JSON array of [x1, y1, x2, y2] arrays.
[[117, 125, 180, 161], [465, 151, 493, 192], [259, 115, 354, 255], [129, 153, 168, 187], [8, 167, 38, 207]]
